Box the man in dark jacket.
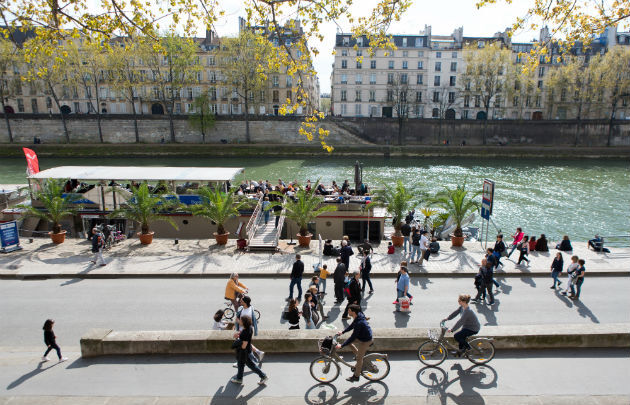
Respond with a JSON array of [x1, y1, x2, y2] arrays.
[[342, 272, 362, 319], [472, 259, 494, 305], [333, 257, 347, 303], [288, 254, 304, 301], [339, 240, 354, 270], [401, 221, 412, 253], [336, 304, 373, 382], [360, 250, 373, 294], [90, 227, 106, 266]]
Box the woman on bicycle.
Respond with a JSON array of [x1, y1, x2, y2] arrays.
[[225, 273, 248, 310], [443, 294, 480, 355]]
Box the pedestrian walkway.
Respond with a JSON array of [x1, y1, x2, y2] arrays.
[[0, 237, 627, 279]]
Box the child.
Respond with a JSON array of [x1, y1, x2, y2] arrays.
[[42, 319, 67, 362], [318, 264, 329, 294], [387, 242, 395, 254], [212, 309, 235, 330]]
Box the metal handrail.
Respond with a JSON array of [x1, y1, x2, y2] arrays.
[[273, 206, 287, 247], [245, 195, 264, 239]]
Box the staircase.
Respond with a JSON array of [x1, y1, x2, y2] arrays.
[[246, 198, 285, 251]]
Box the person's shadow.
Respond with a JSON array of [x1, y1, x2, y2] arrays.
[[393, 310, 410, 327], [6, 360, 59, 390], [210, 379, 266, 404], [473, 301, 498, 326]]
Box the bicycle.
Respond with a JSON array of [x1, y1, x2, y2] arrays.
[[310, 335, 390, 383], [417, 321, 495, 367], [222, 298, 261, 321]]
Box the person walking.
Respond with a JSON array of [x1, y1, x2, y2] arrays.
[[333, 257, 347, 304], [288, 254, 304, 301], [261, 196, 271, 225], [342, 272, 362, 319], [507, 227, 524, 258], [225, 273, 248, 311], [517, 236, 530, 265], [286, 298, 301, 330], [550, 252, 563, 289], [493, 234, 506, 267], [230, 316, 268, 385], [472, 259, 494, 305], [418, 231, 430, 266], [335, 304, 373, 382], [42, 319, 67, 362], [410, 228, 421, 264], [302, 292, 317, 329], [360, 250, 374, 294], [561, 256, 580, 296], [235, 296, 264, 362], [309, 284, 327, 322], [317, 264, 329, 294], [572, 259, 586, 300], [401, 221, 412, 254], [443, 294, 481, 355], [395, 266, 410, 311], [340, 240, 354, 271], [89, 227, 107, 266], [484, 248, 501, 289]]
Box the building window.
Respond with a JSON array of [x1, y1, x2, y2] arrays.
[[370, 74, 376, 85], [355, 104, 361, 115], [370, 60, 376, 69], [342, 49, 348, 56], [272, 90, 279, 102], [355, 90, 361, 101], [538, 80, 543, 89], [403, 50, 408, 57], [452, 52, 457, 58], [343, 36, 350, 46], [435, 62, 441, 72], [450, 62, 457, 72], [286, 76, 293, 87], [273, 76, 279, 87], [401, 91, 407, 102], [355, 74, 362, 84], [356, 61, 362, 69], [387, 73, 394, 85], [46, 97, 52, 109], [417, 74, 423, 84], [432, 108, 439, 117], [560, 88, 567, 102], [31, 99, 38, 113], [535, 96, 541, 107], [463, 110, 469, 119], [341, 104, 347, 114], [512, 96, 520, 107], [464, 95, 470, 107], [418, 50, 424, 56], [357, 49, 362, 56], [387, 90, 393, 102], [432, 92, 440, 102], [416, 92, 422, 102], [401, 74, 408, 84], [475, 95, 481, 107], [415, 38, 424, 48], [448, 92, 455, 103], [538, 66, 545, 77], [341, 90, 347, 101], [415, 104, 423, 117], [434, 76, 440, 86], [17, 99, 24, 112], [436, 51, 442, 58], [417, 61, 423, 69], [495, 96, 501, 107], [341, 74, 347, 84], [449, 76, 456, 86], [526, 95, 531, 107], [342, 60, 347, 69], [388, 60, 394, 69], [402, 61, 408, 69], [286, 90, 292, 102], [369, 90, 376, 102], [402, 38, 407, 47]]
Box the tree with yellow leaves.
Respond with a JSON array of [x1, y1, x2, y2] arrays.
[[0, 38, 21, 142]]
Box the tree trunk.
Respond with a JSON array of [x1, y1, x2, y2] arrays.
[[608, 103, 617, 147], [200, 108, 206, 143], [244, 98, 251, 143], [397, 117, 403, 146], [0, 99, 13, 143], [130, 88, 140, 142], [95, 89, 103, 143], [49, 82, 70, 143]]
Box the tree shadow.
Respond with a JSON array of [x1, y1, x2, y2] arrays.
[[6, 360, 60, 390]]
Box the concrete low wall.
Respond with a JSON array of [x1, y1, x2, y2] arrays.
[[80, 323, 630, 357]]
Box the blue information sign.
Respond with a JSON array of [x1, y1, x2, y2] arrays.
[[481, 179, 495, 220], [0, 221, 22, 253]]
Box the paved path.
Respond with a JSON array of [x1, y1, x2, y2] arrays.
[[2, 277, 628, 349], [1, 239, 627, 278], [0, 349, 628, 404]]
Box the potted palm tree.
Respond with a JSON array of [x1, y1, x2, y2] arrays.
[[19, 179, 80, 244], [373, 180, 416, 247], [274, 182, 337, 247], [430, 183, 480, 247], [190, 186, 251, 245], [109, 183, 179, 245]]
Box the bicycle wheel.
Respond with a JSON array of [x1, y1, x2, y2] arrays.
[[466, 338, 495, 365], [361, 354, 390, 381], [254, 309, 261, 321], [310, 356, 340, 383], [223, 307, 235, 320], [417, 340, 447, 367]]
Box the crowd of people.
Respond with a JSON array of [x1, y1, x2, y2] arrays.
[[234, 178, 369, 199]]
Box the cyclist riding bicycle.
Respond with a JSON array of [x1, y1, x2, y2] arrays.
[[442, 294, 480, 356], [335, 304, 372, 382], [225, 272, 248, 310]]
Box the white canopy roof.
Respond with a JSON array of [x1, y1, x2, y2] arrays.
[[29, 166, 244, 182]]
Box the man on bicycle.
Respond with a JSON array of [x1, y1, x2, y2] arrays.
[[335, 304, 373, 382], [442, 294, 480, 356], [225, 272, 248, 310]]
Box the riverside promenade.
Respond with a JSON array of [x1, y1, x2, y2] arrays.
[[0, 238, 628, 279]]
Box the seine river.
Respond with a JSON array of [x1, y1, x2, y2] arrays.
[[1, 156, 628, 241]]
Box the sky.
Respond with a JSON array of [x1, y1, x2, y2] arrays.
[[211, 0, 537, 93]]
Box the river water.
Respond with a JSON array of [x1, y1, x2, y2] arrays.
[[1, 156, 628, 241]]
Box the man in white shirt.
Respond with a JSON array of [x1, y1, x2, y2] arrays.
[[418, 231, 430, 266]]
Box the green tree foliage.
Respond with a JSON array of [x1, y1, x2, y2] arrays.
[[109, 183, 179, 235], [429, 184, 480, 238], [18, 179, 80, 234], [190, 187, 251, 235], [373, 180, 416, 236], [272, 181, 337, 236], [0, 39, 20, 142], [188, 92, 216, 143]]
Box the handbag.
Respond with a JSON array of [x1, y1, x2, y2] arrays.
[[231, 338, 242, 349]]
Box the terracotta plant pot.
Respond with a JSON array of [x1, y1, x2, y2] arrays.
[[297, 233, 312, 247], [451, 235, 465, 247], [391, 234, 404, 247], [49, 230, 66, 244], [214, 232, 230, 245], [137, 231, 155, 245]]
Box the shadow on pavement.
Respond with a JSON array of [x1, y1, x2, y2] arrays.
[[6, 360, 61, 390], [416, 363, 497, 405], [304, 380, 389, 404], [393, 311, 410, 328], [210, 380, 267, 404]]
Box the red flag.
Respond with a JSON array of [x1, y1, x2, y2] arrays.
[[23, 148, 40, 176]]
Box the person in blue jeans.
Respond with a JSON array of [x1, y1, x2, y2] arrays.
[[443, 294, 480, 354], [401, 221, 412, 254], [395, 266, 410, 311], [231, 316, 268, 385], [287, 254, 304, 301], [410, 228, 421, 263], [261, 197, 271, 224]]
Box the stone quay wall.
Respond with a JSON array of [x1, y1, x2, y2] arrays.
[[1, 114, 630, 146]]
